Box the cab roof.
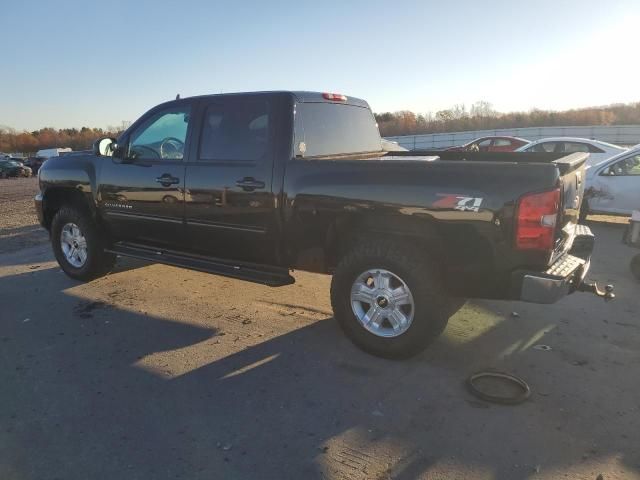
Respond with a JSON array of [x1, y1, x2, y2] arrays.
[[164, 91, 370, 109]]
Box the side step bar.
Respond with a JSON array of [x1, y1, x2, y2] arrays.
[[106, 242, 295, 287]]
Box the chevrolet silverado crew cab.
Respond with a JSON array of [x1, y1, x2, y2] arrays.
[[35, 91, 613, 358]]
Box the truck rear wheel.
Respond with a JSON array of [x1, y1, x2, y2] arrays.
[[579, 199, 590, 222], [331, 239, 451, 359], [51, 206, 116, 281]]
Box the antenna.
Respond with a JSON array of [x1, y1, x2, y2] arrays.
[[176, 93, 180, 100]]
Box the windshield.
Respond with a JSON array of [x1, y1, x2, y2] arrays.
[[295, 102, 381, 157]]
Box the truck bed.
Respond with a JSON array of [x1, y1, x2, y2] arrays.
[[284, 151, 588, 298]]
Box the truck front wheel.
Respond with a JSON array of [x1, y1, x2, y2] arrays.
[[51, 206, 116, 281], [331, 240, 451, 359]]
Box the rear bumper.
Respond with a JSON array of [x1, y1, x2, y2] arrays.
[[518, 256, 589, 303], [513, 224, 594, 304]]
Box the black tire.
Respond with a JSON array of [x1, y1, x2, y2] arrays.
[[579, 200, 589, 223], [51, 206, 116, 281], [330, 239, 451, 359], [631, 254, 640, 281]]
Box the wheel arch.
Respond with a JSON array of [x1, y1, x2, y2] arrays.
[[324, 214, 447, 272], [42, 187, 96, 231]]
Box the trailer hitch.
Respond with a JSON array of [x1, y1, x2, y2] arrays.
[[578, 281, 615, 302]]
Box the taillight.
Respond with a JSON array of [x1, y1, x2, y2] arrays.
[[515, 188, 560, 251], [322, 92, 347, 102]]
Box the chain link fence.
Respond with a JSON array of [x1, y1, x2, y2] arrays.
[[385, 125, 640, 150]]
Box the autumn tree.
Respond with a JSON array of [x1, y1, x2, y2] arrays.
[[375, 101, 640, 137], [1, 127, 122, 155]]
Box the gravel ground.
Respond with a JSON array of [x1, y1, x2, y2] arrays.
[[0, 177, 47, 254], [0, 179, 639, 479]]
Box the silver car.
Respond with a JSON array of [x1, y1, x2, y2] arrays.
[[583, 145, 640, 216]]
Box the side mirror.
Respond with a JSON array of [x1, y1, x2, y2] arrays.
[[93, 137, 117, 157]]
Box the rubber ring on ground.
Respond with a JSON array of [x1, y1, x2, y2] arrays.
[[466, 371, 531, 405]]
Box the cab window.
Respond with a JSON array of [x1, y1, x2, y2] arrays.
[[602, 154, 640, 176], [128, 106, 191, 161], [199, 96, 271, 162], [530, 142, 557, 153], [560, 142, 589, 153]]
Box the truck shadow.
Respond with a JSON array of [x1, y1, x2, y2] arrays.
[[0, 224, 49, 254], [1, 263, 638, 479]]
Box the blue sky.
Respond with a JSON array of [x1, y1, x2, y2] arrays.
[[2, 0, 639, 130]]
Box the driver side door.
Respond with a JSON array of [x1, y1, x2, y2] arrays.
[[99, 103, 193, 248]]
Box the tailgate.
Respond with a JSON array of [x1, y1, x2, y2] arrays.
[[552, 152, 589, 262]]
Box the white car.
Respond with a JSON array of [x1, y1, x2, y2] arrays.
[[582, 146, 640, 217], [381, 138, 408, 152], [516, 137, 626, 167]]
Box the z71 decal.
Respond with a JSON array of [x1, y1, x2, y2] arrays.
[[433, 194, 484, 212]]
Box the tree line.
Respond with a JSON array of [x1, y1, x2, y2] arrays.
[[0, 126, 122, 156], [2, 100, 640, 154], [376, 101, 640, 137]]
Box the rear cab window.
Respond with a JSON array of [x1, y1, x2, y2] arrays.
[[198, 96, 272, 162], [294, 100, 381, 158]]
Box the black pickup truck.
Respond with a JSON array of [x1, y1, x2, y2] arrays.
[[35, 91, 612, 358]]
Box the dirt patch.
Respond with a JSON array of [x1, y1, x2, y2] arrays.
[[73, 300, 109, 319], [0, 177, 48, 253]]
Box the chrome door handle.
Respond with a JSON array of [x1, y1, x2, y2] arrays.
[[235, 177, 265, 191], [156, 175, 180, 186]]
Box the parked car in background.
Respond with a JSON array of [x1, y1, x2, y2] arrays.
[[581, 146, 640, 218], [0, 159, 32, 178], [36, 147, 72, 158], [23, 157, 46, 175], [445, 136, 529, 152], [517, 137, 625, 167], [381, 138, 408, 152]]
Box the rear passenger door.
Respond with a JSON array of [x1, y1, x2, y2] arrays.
[[184, 95, 279, 264]]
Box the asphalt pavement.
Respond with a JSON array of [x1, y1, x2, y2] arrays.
[[1, 209, 639, 479]]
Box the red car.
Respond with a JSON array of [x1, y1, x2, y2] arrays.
[[446, 136, 529, 152]]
